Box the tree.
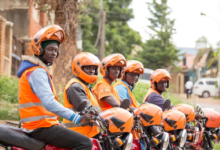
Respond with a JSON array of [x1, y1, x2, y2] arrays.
[[32, 0, 91, 92], [137, 0, 179, 70], [79, 0, 142, 58]]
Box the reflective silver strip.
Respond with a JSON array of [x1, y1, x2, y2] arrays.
[[21, 115, 57, 123], [63, 123, 83, 128], [19, 102, 43, 109]]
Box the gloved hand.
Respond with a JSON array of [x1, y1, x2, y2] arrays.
[[79, 110, 95, 124]]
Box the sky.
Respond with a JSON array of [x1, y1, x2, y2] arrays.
[[128, 0, 220, 48]]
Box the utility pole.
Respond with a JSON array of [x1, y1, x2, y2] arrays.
[[99, 10, 106, 60], [94, 0, 106, 60]]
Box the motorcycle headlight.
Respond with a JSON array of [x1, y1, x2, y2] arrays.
[[177, 129, 187, 147], [124, 133, 133, 150], [194, 127, 199, 144], [159, 132, 169, 150]]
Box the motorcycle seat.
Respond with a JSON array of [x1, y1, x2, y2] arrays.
[[0, 124, 45, 150]]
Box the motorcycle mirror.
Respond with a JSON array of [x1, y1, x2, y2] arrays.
[[75, 101, 87, 112], [163, 99, 171, 110], [195, 105, 201, 112], [120, 99, 130, 109]]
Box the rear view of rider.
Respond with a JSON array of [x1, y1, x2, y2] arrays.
[[63, 52, 102, 138], [17, 25, 92, 149], [114, 60, 144, 108], [92, 53, 126, 111], [143, 69, 171, 111]]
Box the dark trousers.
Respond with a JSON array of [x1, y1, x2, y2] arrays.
[[27, 125, 93, 150], [186, 89, 192, 99]]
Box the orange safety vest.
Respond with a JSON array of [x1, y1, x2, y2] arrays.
[[113, 80, 139, 108], [19, 66, 59, 130], [142, 88, 163, 103], [92, 78, 121, 111], [63, 78, 101, 138]]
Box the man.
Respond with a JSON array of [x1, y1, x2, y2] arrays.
[[114, 60, 146, 150], [17, 25, 92, 149], [114, 60, 144, 108], [92, 53, 126, 111], [185, 80, 193, 99], [143, 69, 171, 111], [63, 52, 102, 138]]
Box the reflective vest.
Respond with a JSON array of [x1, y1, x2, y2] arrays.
[[63, 78, 101, 138], [142, 88, 162, 103], [113, 80, 139, 108], [92, 78, 121, 111], [19, 66, 59, 130]]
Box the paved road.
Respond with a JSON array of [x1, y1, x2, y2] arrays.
[[177, 94, 220, 113]]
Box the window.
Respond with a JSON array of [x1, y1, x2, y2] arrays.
[[206, 81, 216, 85], [198, 81, 203, 85]]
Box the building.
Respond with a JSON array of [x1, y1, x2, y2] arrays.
[[0, 0, 47, 76]]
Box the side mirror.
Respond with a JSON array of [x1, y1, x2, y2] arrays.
[[195, 105, 201, 113], [75, 101, 87, 112], [120, 99, 130, 109], [163, 99, 171, 110]]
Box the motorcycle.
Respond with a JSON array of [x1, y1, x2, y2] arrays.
[[163, 100, 187, 150], [173, 104, 203, 150], [131, 103, 169, 150], [0, 101, 102, 150], [81, 99, 134, 150], [0, 99, 134, 150], [195, 106, 220, 150]]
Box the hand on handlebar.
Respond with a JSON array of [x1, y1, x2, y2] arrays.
[[79, 110, 95, 125]]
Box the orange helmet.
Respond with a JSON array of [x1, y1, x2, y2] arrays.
[[173, 104, 195, 123], [31, 25, 65, 56], [150, 69, 171, 90], [72, 52, 100, 83], [100, 53, 126, 77], [163, 110, 186, 132], [100, 107, 133, 133], [121, 60, 144, 80], [204, 109, 220, 128], [134, 103, 163, 127]]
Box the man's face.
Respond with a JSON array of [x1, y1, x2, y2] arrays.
[[125, 72, 139, 86], [82, 66, 96, 75], [157, 78, 168, 92], [42, 43, 58, 64], [108, 66, 121, 80]]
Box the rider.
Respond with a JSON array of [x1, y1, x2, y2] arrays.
[[17, 25, 92, 149], [63, 52, 102, 138], [142, 69, 171, 111], [114, 60, 144, 108], [92, 53, 126, 111]]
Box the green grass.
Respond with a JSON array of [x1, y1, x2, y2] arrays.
[[214, 144, 220, 150]]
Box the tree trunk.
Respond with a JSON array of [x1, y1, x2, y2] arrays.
[[53, 0, 78, 93]]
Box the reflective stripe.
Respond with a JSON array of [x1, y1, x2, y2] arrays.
[[19, 102, 43, 109], [63, 123, 83, 128], [21, 115, 57, 123]]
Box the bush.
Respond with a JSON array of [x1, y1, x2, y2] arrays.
[[0, 75, 19, 103]]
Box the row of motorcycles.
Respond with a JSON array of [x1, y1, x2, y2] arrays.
[[0, 98, 220, 150]]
